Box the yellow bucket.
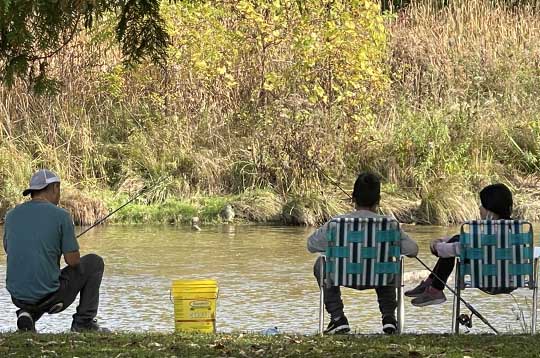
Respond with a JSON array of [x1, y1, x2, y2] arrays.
[[171, 279, 219, 333]]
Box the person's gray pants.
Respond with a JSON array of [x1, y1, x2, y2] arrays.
[[13, 254, 105, 324], [313, 256, 397, 321]]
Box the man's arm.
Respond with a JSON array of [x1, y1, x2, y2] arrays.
[[400, 230, 419, 257], [60, 210, 80, 266], [307, 222, 328, 253], [3, 229, 7, 254], [3, 211, 8, 254], [64, 250, 81, 266]]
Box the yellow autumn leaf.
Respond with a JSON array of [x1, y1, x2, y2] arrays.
[[314, 84, 325, 98], [194, 60, 207, 70]]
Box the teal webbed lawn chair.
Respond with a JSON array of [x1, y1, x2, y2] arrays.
[[452, 220, 539, 334], [318, 217, 404, 334]]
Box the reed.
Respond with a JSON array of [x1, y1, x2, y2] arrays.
[[0, 0, 539, 225], [61, 189, 109, 226]]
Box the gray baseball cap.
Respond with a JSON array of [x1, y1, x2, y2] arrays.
[[23, 169, 61, 196]]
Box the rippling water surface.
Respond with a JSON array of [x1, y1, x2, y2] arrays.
[[0, 224, 534, 334]]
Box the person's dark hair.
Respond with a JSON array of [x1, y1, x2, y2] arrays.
[[29, 183, 58, 198], [352, 172, 381, 207], [479, 183, 513, 219]]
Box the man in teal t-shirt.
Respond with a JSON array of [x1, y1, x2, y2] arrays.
[[3, 169, 107, 332]]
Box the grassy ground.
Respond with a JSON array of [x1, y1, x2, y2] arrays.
[[1, 332, 539, 357]]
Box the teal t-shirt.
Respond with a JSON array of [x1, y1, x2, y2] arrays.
[[3, 201, 79, 303]]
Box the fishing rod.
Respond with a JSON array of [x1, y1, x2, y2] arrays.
[[310, 161, 352, 201], [311, 164, 499, 333], [76, 181, 159, 239], [414, 256, 499, 334]]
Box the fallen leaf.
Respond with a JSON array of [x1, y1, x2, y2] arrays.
[[25, 338, 35, 345], [287, 337, 302, 344]]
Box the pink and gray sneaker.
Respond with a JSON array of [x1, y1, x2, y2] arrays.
[[411, 285, 447, 307], [405, 278, 432, 298]]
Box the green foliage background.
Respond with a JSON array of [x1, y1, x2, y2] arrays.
[[1, 0, 540, 225]]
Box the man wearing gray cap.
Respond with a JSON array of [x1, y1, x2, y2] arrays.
[[3, 169, 108, 332]]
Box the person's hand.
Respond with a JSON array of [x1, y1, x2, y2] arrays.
[[429, 238, 445, 257], [430, 241, 439, 257]]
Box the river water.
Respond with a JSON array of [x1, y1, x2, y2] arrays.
[[0, 224, 534, 334]]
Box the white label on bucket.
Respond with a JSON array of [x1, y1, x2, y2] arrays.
[[190, 300, 211, 309]]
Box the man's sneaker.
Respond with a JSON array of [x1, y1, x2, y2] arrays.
[[71, 319, 110, 333], [382, 316, 397, 335], [323, 316, 350, 335], [17, 311, 35, 332], [405, 278, 432, 298], [411, 285, 447, 307]]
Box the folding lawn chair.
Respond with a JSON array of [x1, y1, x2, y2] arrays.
[[318, 217, 404, 334], [452, 220, 539, 334]]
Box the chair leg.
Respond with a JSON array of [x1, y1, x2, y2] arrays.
[[319, 255, 326, 336], [397, 257, 405, 334], [532, 258, 539, 335], [452, 258, 461, 335]]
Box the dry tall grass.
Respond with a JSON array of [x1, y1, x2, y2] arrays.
[[381, 0, 540, 222], [390, 0, 540, 102], [61, 189, 109, 226], [1, 1, 539, 225]]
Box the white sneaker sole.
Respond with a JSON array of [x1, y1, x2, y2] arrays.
[[412, 298, 446, 307], [17, 312, 34, 332], [383, 323, 397, 334]]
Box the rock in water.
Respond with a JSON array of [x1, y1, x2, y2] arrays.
[[191, 216, 201, 231], [220, 204, 235, 223]]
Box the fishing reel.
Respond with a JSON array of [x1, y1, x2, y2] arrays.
[[458, 313, 473, 328]]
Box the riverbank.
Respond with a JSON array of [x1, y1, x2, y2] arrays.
[[2, 180, 540, 226], [96, 180, 540, 226], [1, 332, 539, 357]]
